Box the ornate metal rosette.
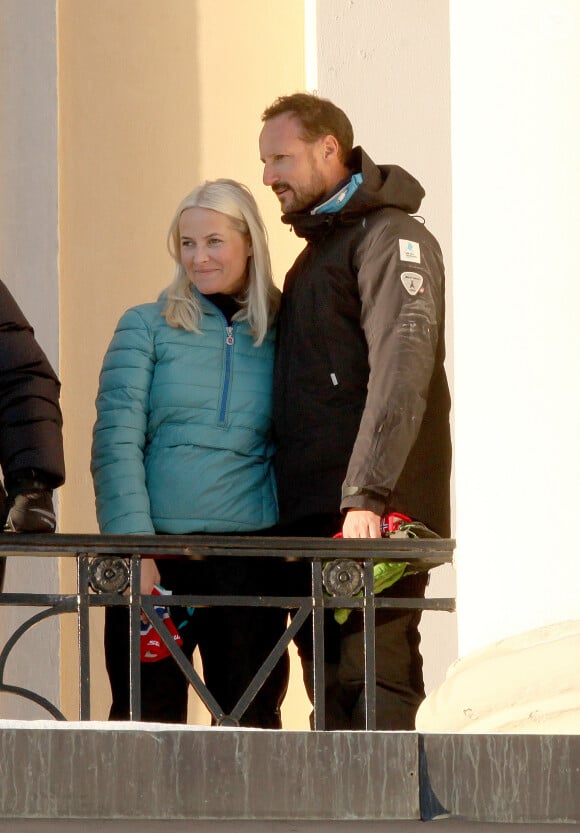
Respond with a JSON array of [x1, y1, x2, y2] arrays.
[[88, 555, 130, 594], [322, 558, 364, 597]]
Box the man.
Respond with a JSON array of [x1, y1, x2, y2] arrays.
[[0, 280, 65, 590], [259, 93, 451, 729]]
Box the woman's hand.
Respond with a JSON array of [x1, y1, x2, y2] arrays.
[[140, 558, 161, 594], [341, 509, 382, 538]]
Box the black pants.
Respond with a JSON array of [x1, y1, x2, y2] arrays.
[[277, 514, 427, 730], [105, 555, 289, 728], [0, 498, 7, 591]]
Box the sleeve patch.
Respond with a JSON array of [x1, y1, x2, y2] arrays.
[[399, 239, 421, 264], [400, 271, 424, 295]]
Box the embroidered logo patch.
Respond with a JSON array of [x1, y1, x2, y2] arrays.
[[399, 239, 421, 264], [400, 271, 424, 295]]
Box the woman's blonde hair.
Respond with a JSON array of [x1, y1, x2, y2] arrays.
[[164, 178, 280, 345]]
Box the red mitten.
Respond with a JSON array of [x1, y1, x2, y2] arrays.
[[140, 585, 183, 662]]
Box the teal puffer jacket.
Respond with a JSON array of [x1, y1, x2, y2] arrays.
[[91, 295, 278, 534]]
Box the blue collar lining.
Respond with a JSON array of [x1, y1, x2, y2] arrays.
[[310, 173, 363, 215]]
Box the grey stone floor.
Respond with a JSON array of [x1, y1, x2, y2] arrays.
[[0, 822, 579, 832]]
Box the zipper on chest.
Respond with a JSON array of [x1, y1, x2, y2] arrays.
[[218, 323, 235, 426]]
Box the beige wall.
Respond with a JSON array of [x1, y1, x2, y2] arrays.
[[58, 0, 308, 723], [194, 2, 306, 283]]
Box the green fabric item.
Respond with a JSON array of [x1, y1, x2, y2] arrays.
[[334, 560, 410, 625]]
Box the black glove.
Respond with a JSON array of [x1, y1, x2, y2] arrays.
[[5, 483, 57, 533]]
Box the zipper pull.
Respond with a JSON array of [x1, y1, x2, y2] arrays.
[[225, 326, 234, 346]]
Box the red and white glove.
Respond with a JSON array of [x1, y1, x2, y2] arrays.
[[140, 585, 183, 663]]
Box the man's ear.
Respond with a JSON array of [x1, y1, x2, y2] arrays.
[[322, 134, 341, 161]]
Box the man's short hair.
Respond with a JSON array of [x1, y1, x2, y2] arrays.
[[262, 93, 354, 165]]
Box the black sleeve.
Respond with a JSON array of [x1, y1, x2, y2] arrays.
[[340, 224, 445, 514], [0, 280, 65, 488]]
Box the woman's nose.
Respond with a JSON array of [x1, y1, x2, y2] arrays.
[[193, 245, 208, 263]]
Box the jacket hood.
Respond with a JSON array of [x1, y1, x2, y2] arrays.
[[282, 147, 425, 240]]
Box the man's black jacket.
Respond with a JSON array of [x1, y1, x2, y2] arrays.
[[273, 149, 451, 536]]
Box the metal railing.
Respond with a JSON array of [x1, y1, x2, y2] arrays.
[[0, 533, 455, 729]]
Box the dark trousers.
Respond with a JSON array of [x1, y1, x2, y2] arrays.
[[278, 514, 427, 730], [0, 498, 7, 591], [105, 555, 289, 728]]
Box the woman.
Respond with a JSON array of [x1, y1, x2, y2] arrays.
[[91, 179, 288, 727]]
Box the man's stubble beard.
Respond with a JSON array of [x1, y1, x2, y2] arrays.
[[281, 154, 328, 214]]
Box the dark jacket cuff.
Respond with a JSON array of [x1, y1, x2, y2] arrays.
[[340, 486, 388, 516]]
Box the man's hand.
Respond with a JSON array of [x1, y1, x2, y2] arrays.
[[342, 509, 382, 538], [5, 489, 56, 533]]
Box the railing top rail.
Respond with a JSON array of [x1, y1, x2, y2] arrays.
[[0, 532, 455, 566]]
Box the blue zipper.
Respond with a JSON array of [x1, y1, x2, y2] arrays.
[[218, 322, 235, 426]]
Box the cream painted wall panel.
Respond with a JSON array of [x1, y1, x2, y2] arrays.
[[316, 0, 453, 266], [58, 0, 200, 719], [315, 0, 456, 695], [195, 1, 310, 728], [58, 0, 310, 725], [59, 0, 200, 537], [195, 0, 306, 286], [450, 0, 580, 654], [0, 0, 60, 719]]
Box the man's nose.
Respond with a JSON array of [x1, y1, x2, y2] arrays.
[[262, 163, 277, 187]]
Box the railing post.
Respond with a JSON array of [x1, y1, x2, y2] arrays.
[[363, 558, 377, 730], [128, 555, 142, 721], [77, 553, 92, 720], [311, 558, 326, 730]]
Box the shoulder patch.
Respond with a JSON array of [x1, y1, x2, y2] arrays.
[[399, 239, 421, 264], [400, 271, 424, 296]]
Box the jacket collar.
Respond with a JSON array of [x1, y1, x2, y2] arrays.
[[281, 147, 425, 241]]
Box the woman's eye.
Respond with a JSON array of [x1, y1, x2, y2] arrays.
[[208, 238, 222, 246]]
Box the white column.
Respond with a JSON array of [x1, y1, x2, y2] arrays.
[[0, 0, 60, 716], [313, 0, 456, 692], [450, 0, 580, 654]]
